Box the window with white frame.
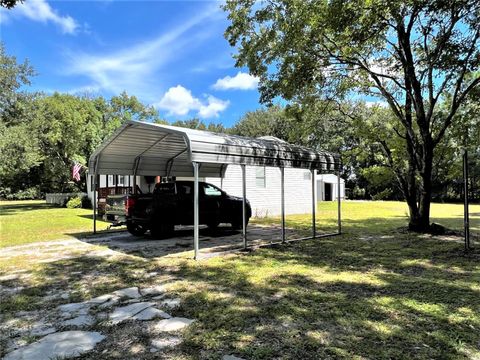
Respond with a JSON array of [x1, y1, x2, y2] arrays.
[[108, 175, 114, 186], [118, 176, 125, 186], [256, 167, 266, 188]]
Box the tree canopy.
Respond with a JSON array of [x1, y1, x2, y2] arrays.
[[224, 0, 480, 231], [0, 0, 22, 9]]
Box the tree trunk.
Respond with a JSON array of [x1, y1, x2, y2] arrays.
[[408, 147, 434, 232]]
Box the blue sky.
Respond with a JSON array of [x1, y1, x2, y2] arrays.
[[0, 0, 263, 126]]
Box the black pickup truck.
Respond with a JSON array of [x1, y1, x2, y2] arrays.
[[125, 181, 252, 238]]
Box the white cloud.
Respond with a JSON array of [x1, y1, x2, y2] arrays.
[[198, 95, 230, 118], [63, 4, 221, 99], [212, 71, 259, 90], [156, 85, 201, 116], [156, 85, 229, 118], [10, 0, 78, 34]]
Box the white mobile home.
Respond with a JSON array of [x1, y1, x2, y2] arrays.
[[88, 168, 342, 218]]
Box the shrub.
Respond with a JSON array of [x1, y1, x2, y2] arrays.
[[81, 195, 92, 209], [0, 187, 12, 200], [2, 187, 41, 200], [351, 186, 366, 199], [372, 188, 393, 200], [66, 196, 82, 209]]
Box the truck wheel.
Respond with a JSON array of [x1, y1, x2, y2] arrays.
[[207, 220, 220, 229], [127, 221, 147, 236], [232, 217, 249, 230], [151, 223, 174, 239]]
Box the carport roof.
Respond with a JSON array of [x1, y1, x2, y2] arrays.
[[88, 120, 340, 177]]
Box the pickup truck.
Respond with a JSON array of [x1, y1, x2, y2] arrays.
[[125, 181, 252, 238]]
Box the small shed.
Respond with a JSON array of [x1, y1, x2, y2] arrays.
[[317, 173, 346, 201], [88, 121, 341, 259]]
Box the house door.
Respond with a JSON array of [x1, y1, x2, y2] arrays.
[[324, 183, 332, 201]]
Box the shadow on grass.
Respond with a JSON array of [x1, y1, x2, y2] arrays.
[[0, 202, 58, 216], [171, 236, 480, 359], [2, 214, 480, 359], [63, 214, 475, 262]]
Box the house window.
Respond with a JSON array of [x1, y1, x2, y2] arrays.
[[304, 171, 311, 180], [256, 167, 266, 188], [118, 176, 125, 186], [108, 175, 114, 186]]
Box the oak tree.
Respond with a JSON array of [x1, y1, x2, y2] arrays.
[[224, 0, 480, 231]]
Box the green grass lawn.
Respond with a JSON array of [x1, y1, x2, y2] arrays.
[[0, 200, 111, 248], [1, 200, 479, 359], [255, 200, 480, 235], [2, 200, 478, 249]]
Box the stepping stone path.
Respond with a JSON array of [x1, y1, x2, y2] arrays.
[[153, 317, 195, 332], [3, 331, 105, 360], [223, 356, 246, 360], [113, 286, 141, 299], [151, 336, 182, 350], [132, 307, 171, 321], [3, 284, 195, 359], [58, 302, 91, 319], [63, 314, 95, 327], [140, 284, 166, 296], [109, 302, 156, 324], [29, 321, 56, 337], [159, 298, 181, 309]]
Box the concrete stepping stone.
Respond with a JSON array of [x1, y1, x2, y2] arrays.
[[124, 299, 140, 304], [87, 294, 116, 305], [57, 302, 91, 315], [63, 315, 95, 327], [153, 317, 194, 332], [3, 330, 105, 360], [151, 336, 182, 349], [113, 287, 141, 299], [58, 302, 92, 319], [132, 307, 171, 321], [29, 327, 56, 337], [28, 320, 56, 337], [140, 285, 166, 296], [98, 296, 120, 309], [223, 355, 246, 360], [152, 293, 167, 300], [159, 298, 181, 309], [109, 302, 155, 324]]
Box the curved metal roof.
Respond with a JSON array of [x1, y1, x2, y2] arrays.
[[88, 120, 340, 177]]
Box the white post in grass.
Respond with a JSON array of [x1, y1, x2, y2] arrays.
[[281, 167, 285, 243], [193, 161, 200, 260], [337, 171, 342, 235], [312, 169, 316, 238], [241, 164, 247, 249]]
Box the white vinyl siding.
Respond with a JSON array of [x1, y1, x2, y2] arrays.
[[255, 167, 266, 188], [207, 165, 315, 217]]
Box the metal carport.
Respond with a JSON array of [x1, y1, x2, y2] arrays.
[[88, 120, 342, 259]]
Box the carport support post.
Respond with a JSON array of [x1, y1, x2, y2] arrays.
[[463, 149, 470, 251], [193, 161, 200, 260], [337, 171, 342, 235], [281, 167, 286, 243], [311, 169, 316, 238], [93, 172, 97, 234], [241, 164, 247, 249]]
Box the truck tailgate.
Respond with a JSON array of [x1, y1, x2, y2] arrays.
[[105, 194, 127, 216]]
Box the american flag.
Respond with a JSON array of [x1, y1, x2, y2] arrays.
[[72, 162, 82, 182]]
